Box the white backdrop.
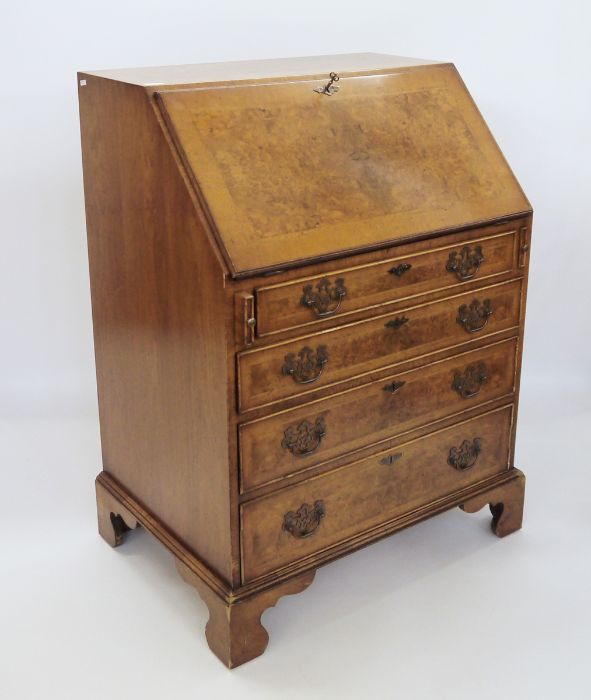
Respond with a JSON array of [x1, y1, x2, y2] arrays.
[[2, 2, 590, 698]]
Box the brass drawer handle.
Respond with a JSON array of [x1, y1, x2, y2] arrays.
[[301, 277, 347, 317], [457, 298, 493, 333], [282, 345, 328, 384], [283, 500, 325, 538], [446, 244, 484, 281], [282, 417, 326, 457], [383, 380, 406, 394], [448, 438, 482, 471], [452, 362, 488, 399], [385, 316, 409, 330], [389, 263, 412, 278], [380, 452, 402, 466]]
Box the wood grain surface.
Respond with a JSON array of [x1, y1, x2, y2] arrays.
[[79, 76, 234, 582], [157, 64, 530, 276], [238, 278, 522, 411], [240, 337, 518, 492], [241, 405, 513, 582], [255, 226, 517, 336]]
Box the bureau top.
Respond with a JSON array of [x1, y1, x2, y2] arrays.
[[80, 54, 531, 278], [81, 53, 441, 87]]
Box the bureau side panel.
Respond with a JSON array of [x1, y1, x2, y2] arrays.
[[78, 76, 233, 582]]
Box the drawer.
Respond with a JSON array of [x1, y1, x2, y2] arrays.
[[238, 278, 522, 412], [240, 405, 513, 582], [255, 228, 518, 337], [239, 337, 517, 492]]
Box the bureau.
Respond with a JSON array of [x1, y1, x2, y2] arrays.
[[78, 53, 531, 668]]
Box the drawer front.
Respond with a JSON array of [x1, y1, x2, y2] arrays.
[[239, 338, 517, 492], [255, 229, 517, 337], [238, 278, 522, 412], [241, 405, 513, 582]]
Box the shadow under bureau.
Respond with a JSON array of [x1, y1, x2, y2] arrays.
[[78, 53, 531, 668]]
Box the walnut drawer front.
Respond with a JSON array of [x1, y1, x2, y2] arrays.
[[238, 278, 522, 412], [240, 405, 513, 583], [239, 337, 517, 493], [255, 228, 518, 337]]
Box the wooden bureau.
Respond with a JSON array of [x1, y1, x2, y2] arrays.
[[78, 53, 531, 668]]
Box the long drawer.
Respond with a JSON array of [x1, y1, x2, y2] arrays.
[[238, 278, 522, 412], [239, 337, 517, 492], [240, 405, 513, 582], [255, 227, 518, 337]]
